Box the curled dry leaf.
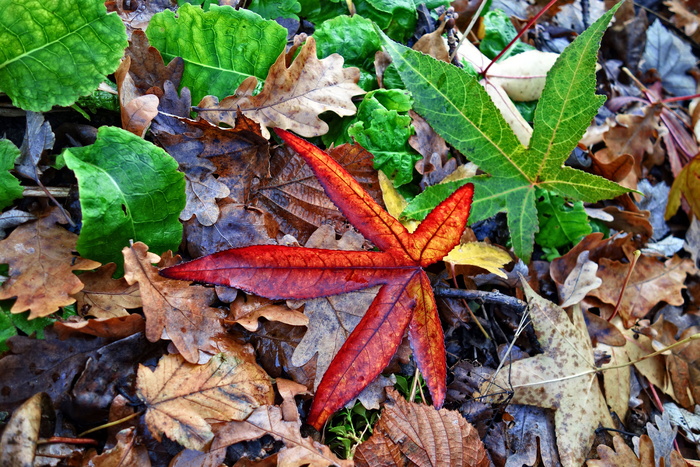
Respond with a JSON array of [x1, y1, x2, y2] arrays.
[[666, 155, 700, 220], [71, 263, 141, 319], [198, 37, 366, 138], [559, 250, 603, 308], [0, 209, 101, 319], [480, 281, 614, 467], [0, 392, 54, 466], [53, 314, 145, 340], [136, 352, 273, 451], [115, 56, 160, 138], [212, 405, 352, 467], [228, 293, 308, 332], [123, 242, 226, 363], [88, 427, 151, 467], [355, 388, 489, 467]]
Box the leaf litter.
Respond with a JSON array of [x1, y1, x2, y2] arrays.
[[2, 0, 700, 465]]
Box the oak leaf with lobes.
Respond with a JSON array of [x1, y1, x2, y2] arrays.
[[161, 129, 474, 429]]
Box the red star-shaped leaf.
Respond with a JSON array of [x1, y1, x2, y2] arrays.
[[161, 129, 473, 429]]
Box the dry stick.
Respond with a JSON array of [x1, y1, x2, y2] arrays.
[[433, 287, 527, 313], [77, 411, 143, 437], [608, 250, 640, 321], [38, 437, 99, 446]]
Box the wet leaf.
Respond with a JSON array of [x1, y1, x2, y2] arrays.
[[136, 352, 273, 450]]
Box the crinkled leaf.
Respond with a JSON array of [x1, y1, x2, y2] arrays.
[[146, 4, 287, 104], [63, 127, 185, 272], [642, 20, 697, 96], [162, 130, 474, 429], [198, 37, 365, 138], [355, 0, 449, 42], [247, 0, 301, 20], [535, 188, 592, 250], [480, 9, 536, 60], [0, 0, 127, 112], [136, 352, 273, 450], [0, 139, 22, 209], [380, 4, 630, 261]]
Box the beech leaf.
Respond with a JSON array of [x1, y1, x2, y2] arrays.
[[480, 281, 614, 467], [198, 37, 366, 138], [161, 129, 474, 429], [381, 4, 630, 261], [0, 210, 101, 319], [136, 352, 274, 451]]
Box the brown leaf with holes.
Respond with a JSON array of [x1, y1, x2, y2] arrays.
[[72, 263, 141, 319], [0, 209, 101, 319], [253, 143, 383, 244], [228, 294, 308, 332], [115, 56, 160, 137], [198, 37, 365, 138], [355, 388, 489, 467], [137, 352, 273, 451], [479, 281, 614, 467], [212, 405, 352, 467], [122, 242, 226, 363], [89, 427, 151, 467], [588, 255, 696, 328]]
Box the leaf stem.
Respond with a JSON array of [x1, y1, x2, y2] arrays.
[[77, 410, 143, 437], [482, 0, 560, 77], [608, 250, 640, 321]]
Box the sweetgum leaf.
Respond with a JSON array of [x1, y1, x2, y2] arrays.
[[0, 0, 127, 112], [63, 127, 185, 272], [146, 4, 287, 104], [383, 3, 630, 261], [0, 140, 22, 209]]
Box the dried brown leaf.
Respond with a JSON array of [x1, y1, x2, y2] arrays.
[[123, 242, 226, 363], [355, 388, 489, 467], [560, 251, 603, 308], [0, 209, 101, 319], [136, 352, 273, 451], [228, 294, 308, 332], [589, 255, 695, 328], [0, 392, 54, 465], [115, 56, 160, 137], [53, 314, 145, 340], [480, 281, 614, 467], [588, 434, 655, 466], [180, 165, 230, 226], [89, 427, 151, 467], [125, 30, 183, 96], [212, 405, 352, 467], [412, 22, 449, 62], [72, 263, 141, 319], [603, 109, 661, 176], [198, 37, 365, 138]]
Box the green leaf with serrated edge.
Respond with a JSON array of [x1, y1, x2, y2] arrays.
[[534, 188, 592, 249], [0, 140, 22, 209], [247, 0, 301, 20], [0, 0, 127, 112], [146, 4, 287, 104], [64, 127, 185, 274], [385, 2, 630, 262]]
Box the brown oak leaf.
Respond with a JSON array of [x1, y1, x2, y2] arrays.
[[72, 263, 141, 319], [198, 37, 366, 138], [136, 352, 273, 451], [115, 55, 160, 137], [0, 209, 101, 319], [88, 427, 151, 466], [122, 242, 226, 363], [228, 293, 308, 332], [355, 388, 489, 467]]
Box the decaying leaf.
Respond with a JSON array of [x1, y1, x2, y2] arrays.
[[666, 155, 700, 220], [53, 314, 145, 340], [0, 392, 54, 465], [88, 427, 151, 466], [0, 209, 101, 319], [123, 242, 226, 363], [71, 263, 141, 319], [115, 55, 160, 137], [179, 165, 231, 226], [355, 388, 489, 467], [213, 405, 352, 467], [136, 352, 273, 451], [588, 433, 686, 467], [559, 250, 603, 308], [228, 293, 308, 332], [480, 280, 614, 467], [198, 37, 366, 138]]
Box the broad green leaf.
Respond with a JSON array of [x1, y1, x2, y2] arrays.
[[356, 0, 449, 42], [383, 3, 630, 261], [63, 127, 185, 273], [534, 189, 591, 249], [480, 10, 535, 60], [299, 0, 349, 24], [0, 140, 22, 209], [146, 4, 287, 104], [247, 0, 301, 20], [346, 90, 418, 187], [0, 0, 127, 112]]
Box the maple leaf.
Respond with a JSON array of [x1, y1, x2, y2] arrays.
[[0, 209, 101, 319], [380, 5, 630, 261], [198, 37, 366, 138], [479, 280, 614, 467], [161, 129, 474, 429], [136, 352, 274, 450]]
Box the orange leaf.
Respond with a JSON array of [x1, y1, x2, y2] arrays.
[[161, 130, 474, 428]]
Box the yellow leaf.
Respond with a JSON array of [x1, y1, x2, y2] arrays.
[[444, 242, 511, 278], [665, 155, 700, 220], [378, 170, 420, 233]]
